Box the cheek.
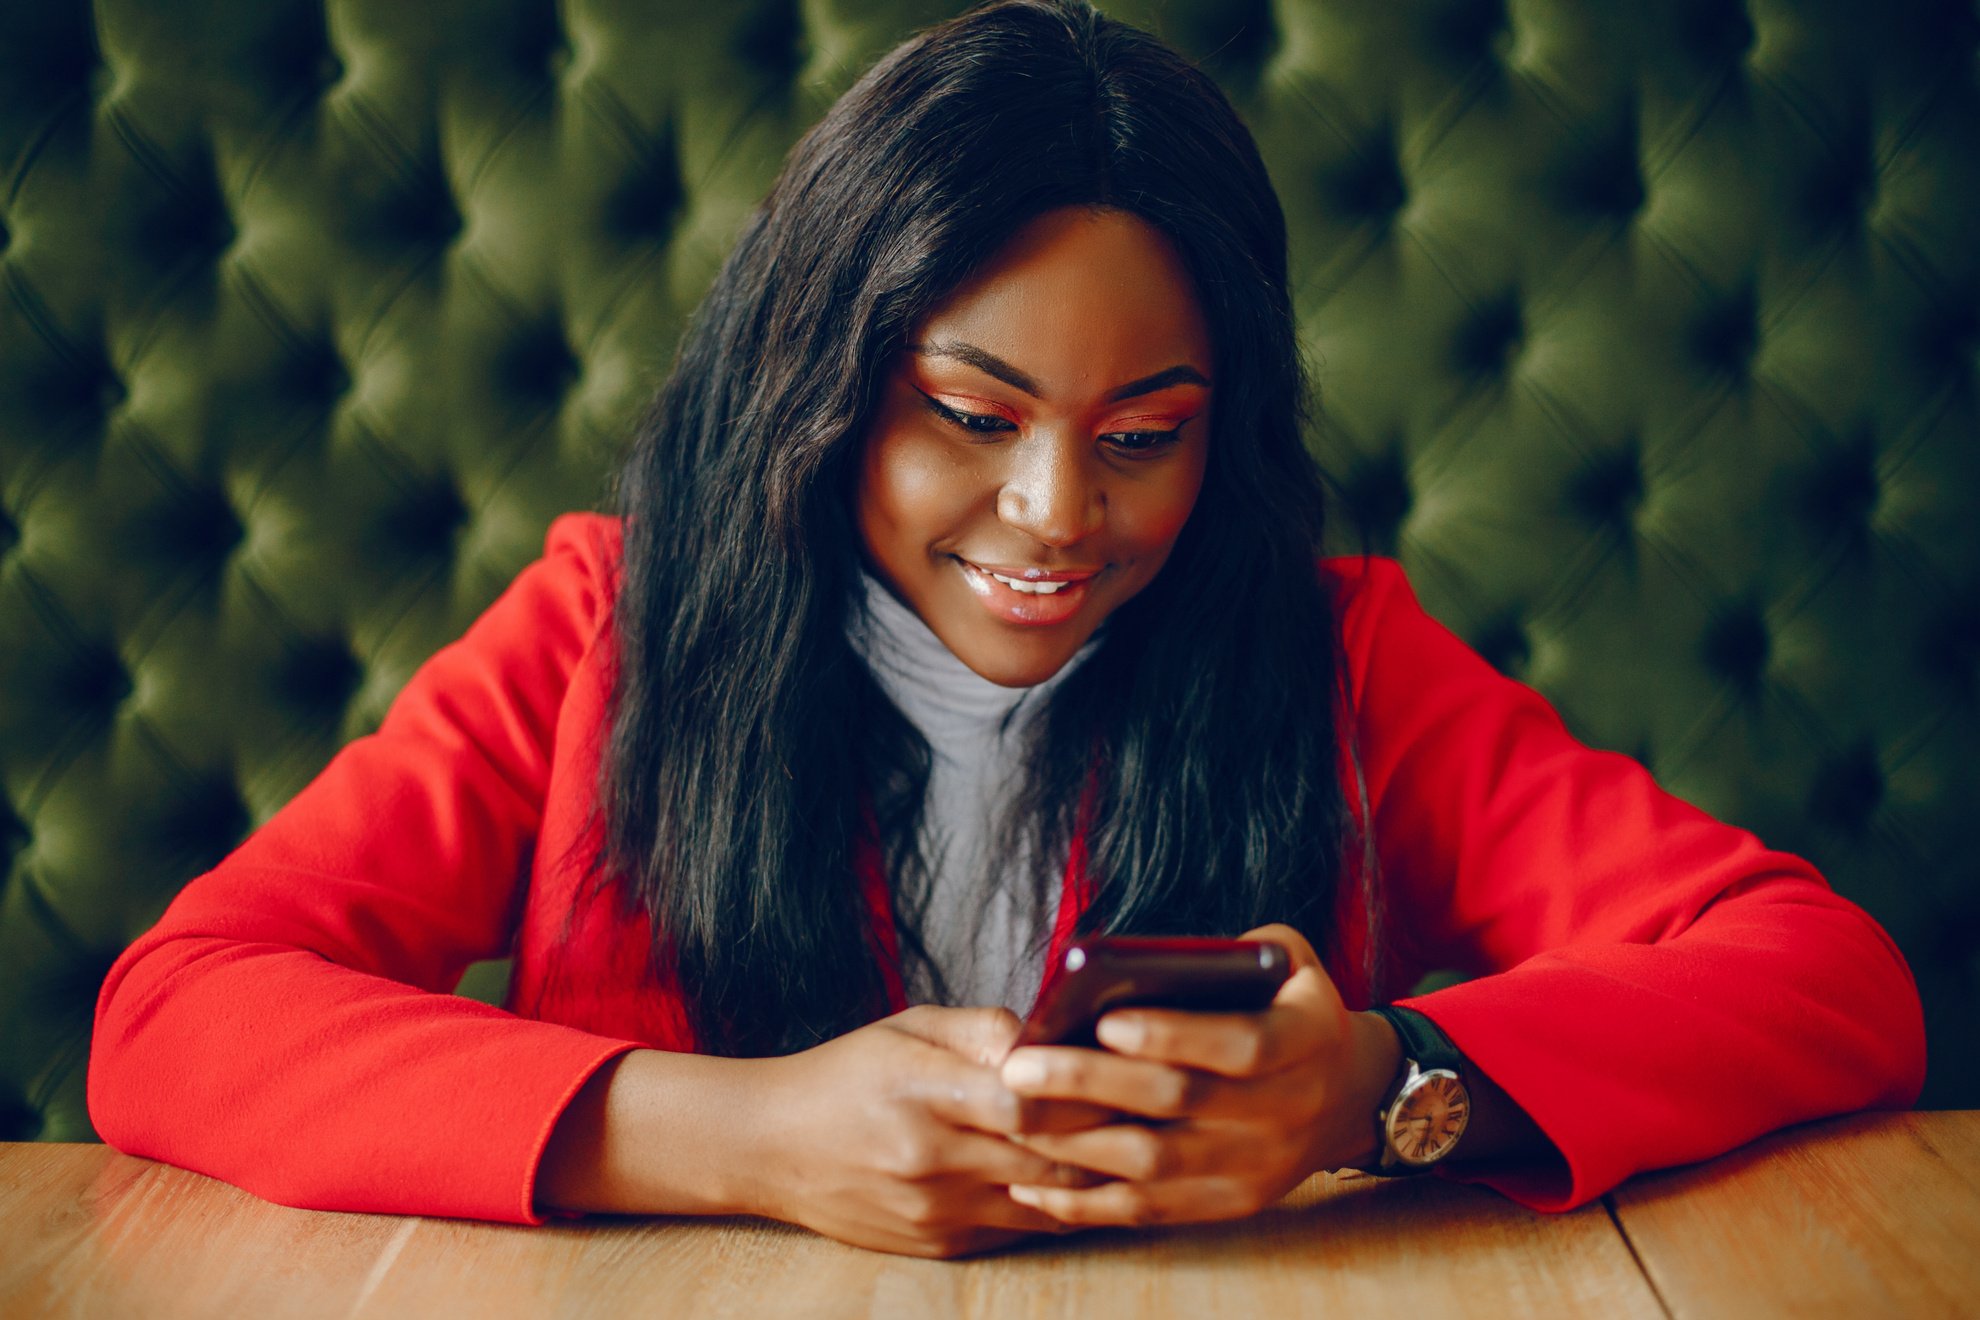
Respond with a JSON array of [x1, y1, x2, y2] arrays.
[[858, 430, 980, 564], [1118, 452, 1209, 557]]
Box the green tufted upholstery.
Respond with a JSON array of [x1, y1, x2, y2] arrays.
[[2, 0, 1975, 1144]]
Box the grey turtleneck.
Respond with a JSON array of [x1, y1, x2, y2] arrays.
[[847, 571, 1099, 1016]]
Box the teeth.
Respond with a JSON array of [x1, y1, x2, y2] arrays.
[[987, 570, 1071, 595]]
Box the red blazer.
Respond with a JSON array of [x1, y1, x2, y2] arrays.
[[88, 514, 1926, 1223]]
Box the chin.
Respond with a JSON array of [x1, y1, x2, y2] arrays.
[[953, 636, 1084, 689]]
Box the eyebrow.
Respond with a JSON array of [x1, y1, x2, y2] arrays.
[[909, 341, 1210, 403]]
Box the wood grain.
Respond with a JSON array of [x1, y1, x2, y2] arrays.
[[0, 1143, 403, 1317], [0, 1146, 1658, 1319], [1610, 1111, 1980, 1318], [355, 1170, 1659, 1319]]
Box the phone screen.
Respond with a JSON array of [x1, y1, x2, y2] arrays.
[[1013, 936, 1291, 1049]]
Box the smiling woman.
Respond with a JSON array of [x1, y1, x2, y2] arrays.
[[859, 208, 1212, 682], [86, 0, 1925, 1261]]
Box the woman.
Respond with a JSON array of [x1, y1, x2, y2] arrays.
[[89, 0, 1924, 1259]]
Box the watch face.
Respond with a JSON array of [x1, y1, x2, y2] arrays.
[[1386, 1069, 1470, 1165]]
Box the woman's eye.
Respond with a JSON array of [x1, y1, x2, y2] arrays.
[[925, 397, 1016, 435], [922, 394, 1185, 453], [1103, 427, 1185, 455]]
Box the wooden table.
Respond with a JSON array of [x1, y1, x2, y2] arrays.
[[3, 1112, 1975, 1318]]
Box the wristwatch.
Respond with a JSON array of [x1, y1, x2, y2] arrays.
[[1363, 1006, 1471, 1174]]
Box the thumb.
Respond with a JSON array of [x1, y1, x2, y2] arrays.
[[1240, 922, 1348, 1018], [888, 1004, 1024, 1067], [1238, 922, 1323, 973]]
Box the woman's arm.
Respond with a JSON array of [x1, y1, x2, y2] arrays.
[[536, 1008, 1080, 1258], [89, 517, 647, 1223], [990, 558, 1920, 1229], [1335, 558, 1926, 1209]]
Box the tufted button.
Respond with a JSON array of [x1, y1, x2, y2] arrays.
[[0, 216, 10, 254], [1196, 0, 1281, 83], [1428, 0, 1508, 64], [384, 479, 469, 558], [0, 797, 25, 872], [141, 168, 235, 265], [1808, 743, 1884, 836], [735, 0, 808, 83], [1676, 0, 1757, 64], [378, 172, 462, 246], [1557, 123, 1644, 220], [1327, 140, 1407, 224], [159, 780, 252, 876], [1471, 614, 1531, 679], [1453, 295, 1524, 377], [317, 52, 345, 91], [0, 503, 15, 557], [0, 1095, 37, 1144], [1807, 435, 1879, 533], [1917, 296, 1978, 380], [1935, 904, 1980, 981], [1922, 607, 1980, 691], [1702, 603, 1771, 692], [284, 341, 350, 405], [608, 147, 685, 244], [61, 646, 131, 713], [501, 323, 581, 404], [276, 637, 364, 715], [1570, 442, 1644, 530], [1335, 445, 1412, 550], [32, 352, 119, 420], [24, 16, 96, 101], [1803, 137, 1874, 236], [507, 3, 569, 78], [154, 488, 244, 565], [1690, 286, 1758, 378]]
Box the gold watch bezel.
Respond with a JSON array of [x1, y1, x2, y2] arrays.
[[1380, 1064, 1471, 1168]]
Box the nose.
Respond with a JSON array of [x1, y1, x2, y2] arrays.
[[997, 435, 1104, 546]]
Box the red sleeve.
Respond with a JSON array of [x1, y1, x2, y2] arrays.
[[88, 514, 640, 1224], [1331, 557, 1927, 1210]]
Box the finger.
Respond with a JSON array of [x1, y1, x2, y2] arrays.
[[888, 1005, 1025, 1067], [895, 1044, 1028, 1135], [1093, 966, 1341, 1078], [1008, 1174, 1263, 1228], [1015, 1096, 1122, 1135], [1237, 923, 1323, 972], [1011, 1120, 1244, 1184], [904, 1129, 1097, 1190], [1001, 1045, 1219, 1120], [950, 1176, 1096, 1232], [1093, 1004, 1295, 1077]]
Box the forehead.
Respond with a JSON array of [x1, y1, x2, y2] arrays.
[[912, 208, 1211, 392]]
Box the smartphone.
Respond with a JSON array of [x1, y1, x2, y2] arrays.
[[1013, 936, 1292, 1050]]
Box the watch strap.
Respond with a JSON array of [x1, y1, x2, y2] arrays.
[[1363, 1005, 1468, 1176], [1371, 1005, 1464, 1075]]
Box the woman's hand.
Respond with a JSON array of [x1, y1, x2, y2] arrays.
[[996, 923, 1403, 1229], [736, 1005, 1095, 1257]]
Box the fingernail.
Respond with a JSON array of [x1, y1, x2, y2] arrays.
[[1002, 1053, 1047, 1090], [1009, 1185, 1043, 1207], [1095, 1016, 1143, 1052]]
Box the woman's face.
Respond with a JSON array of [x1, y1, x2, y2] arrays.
[[856, 207, 1213, 687]]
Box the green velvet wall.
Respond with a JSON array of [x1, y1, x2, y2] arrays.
[[2, 0, 1976, 1142]]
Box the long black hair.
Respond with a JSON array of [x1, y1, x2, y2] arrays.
[[595, 0, 1366, 1056]]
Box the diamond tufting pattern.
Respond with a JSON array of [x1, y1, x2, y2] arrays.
[[1, 0, 1975, 1140]]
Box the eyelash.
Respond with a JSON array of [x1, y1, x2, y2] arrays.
[[921, 396, 1186, 455]]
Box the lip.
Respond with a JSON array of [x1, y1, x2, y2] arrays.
[[964, 562, 1103, 583], [954, 557, 1101, 626]]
